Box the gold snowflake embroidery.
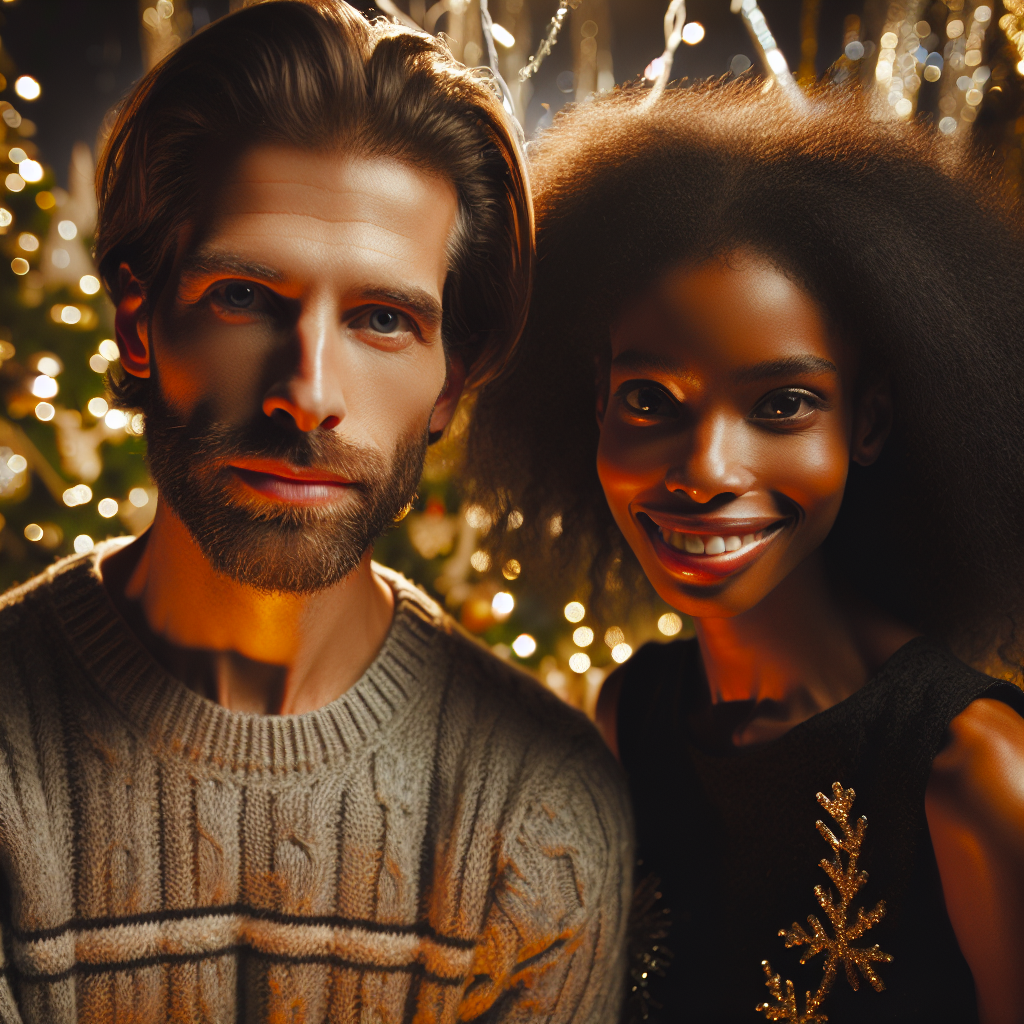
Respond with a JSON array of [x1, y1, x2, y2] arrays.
[[757, 782, 894, 1022]]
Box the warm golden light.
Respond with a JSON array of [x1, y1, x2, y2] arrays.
[[470, 550, 491, 572], [23, 523, 43, 542], [79, 275, 101, 295], [492, 591, 514, 617], [98, 498, 119, 518], [568, 653, 591, 674], [74, 535, 94, 555], [564, 601, 585, 622], [87, 397, 109, 418], [658, 612, 683, 636], [604, 626, 624, 648], [128, 487, 150, 508], [7, 454, 27, 474], [34, 402, 54, 421], [63, 484, 93, 507], [572, 626, 594, 647], [14, 76, 40, 101], [502, 558, 521, 580], [611, 642, 633, 664], [511, 634, 537, 658], [18, 160, 42, 183]]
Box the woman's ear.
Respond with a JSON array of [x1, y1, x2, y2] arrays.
[[428, 354, 467, 437], [114, 264, 152, 379], [851, 377, 893, 467]]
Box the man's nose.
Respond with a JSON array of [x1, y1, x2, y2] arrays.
[[262, 304, 346, 432], [664, 412, 755, 504]]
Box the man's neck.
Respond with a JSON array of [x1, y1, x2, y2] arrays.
[[100, 503, 395, 715], [694, 553, 918, 746]]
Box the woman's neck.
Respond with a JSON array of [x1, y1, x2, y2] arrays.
[[693, 553, 919, 745]]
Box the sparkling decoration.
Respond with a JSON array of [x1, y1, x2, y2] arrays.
[[519, 0, 581, 82], [1000, 2, 1024, 76], [658, 612, 683, 636], [757, 783, 893, 1022], [646, 0, 687, 103], [573, 626, 594, 646], [564, 601, 586, 622], [733, 0, 804, 105], [511, 633, 537, 657]]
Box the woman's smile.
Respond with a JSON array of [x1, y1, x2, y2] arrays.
[[596, 251, 875, 618]]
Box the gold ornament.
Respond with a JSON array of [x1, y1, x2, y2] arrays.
[[757, 782, 893, 1022]]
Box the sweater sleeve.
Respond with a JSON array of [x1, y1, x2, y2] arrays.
[[457, 737, 634, 1023]]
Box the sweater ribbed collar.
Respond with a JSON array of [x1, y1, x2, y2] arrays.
[[46, 540, 446, 777]]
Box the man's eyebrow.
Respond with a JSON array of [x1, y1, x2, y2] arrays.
[[359, 287, 443, 331], [179, 249, 286, 283], [731, 356, 839, 383]]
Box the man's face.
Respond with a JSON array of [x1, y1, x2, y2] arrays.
[[133, 146, 460, 593]]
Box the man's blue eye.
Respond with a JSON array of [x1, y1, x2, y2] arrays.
[[224, 283, 255, 308], [369, 309, 400, 333]]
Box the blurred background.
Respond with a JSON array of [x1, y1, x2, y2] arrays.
[[0, 0, 1021, 712]]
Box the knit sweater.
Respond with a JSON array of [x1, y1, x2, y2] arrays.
[[0, 543, 633, 1024]]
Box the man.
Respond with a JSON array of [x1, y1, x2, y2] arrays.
[[0, 3, 632, 1021]]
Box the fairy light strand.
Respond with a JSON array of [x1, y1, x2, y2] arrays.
[[732, 0, 805, 106], [647, 0, 686, 103], [519, 0, 580, 82]]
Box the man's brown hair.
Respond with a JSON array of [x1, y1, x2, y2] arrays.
[[95, 0, 532, 403]]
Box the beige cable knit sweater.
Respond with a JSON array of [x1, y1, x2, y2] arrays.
[[0, 544, 633, 1024]]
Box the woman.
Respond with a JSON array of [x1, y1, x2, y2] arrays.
[[465, 80, 1024, 1024]]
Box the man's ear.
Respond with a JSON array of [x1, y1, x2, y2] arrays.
[[851, 376, 893, 467], [428, 354, 467, 438], [114, 264, 152, 379]]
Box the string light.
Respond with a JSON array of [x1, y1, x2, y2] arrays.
[[13, 76, 40, 100], [519, 0, 579, 82], [34, 402, 54, 421], [73, 535, 94, 554], [732, 0, 803, 105], [610, 642, 633, 663], [11, 257, 28, 275], [97, 498, 119, 518], [470, 550, 491, 572], [87, 397, 108, 418], [658, 612, 683, 636], [573, 626, 594, 646], [492, 591, 514, 617], [57, 220, 77, 240], [564, 601, 585, 622], [511, 633, 537, 658], [568, 652, 591, 674], [18, 160, 42, 183]]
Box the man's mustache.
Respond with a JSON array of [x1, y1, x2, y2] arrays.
[[149, 398, 386, 482]]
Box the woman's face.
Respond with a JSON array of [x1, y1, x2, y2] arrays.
[[597, 251, 878, 619]]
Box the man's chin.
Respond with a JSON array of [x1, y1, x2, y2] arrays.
[[193, 517, 369, 595]]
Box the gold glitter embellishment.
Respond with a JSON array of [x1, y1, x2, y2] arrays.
[[756, 782, 894, 1022]]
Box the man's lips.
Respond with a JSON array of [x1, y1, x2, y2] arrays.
[[636, 510, 789, 581], [228, 460, 355, 504]]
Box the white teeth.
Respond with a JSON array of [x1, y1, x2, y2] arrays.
[[684, 533, 705, 554], [657, 525, 777, 555]]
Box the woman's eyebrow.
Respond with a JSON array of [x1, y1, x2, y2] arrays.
[[610, 350, 681, 374], [610, 352, 839, 381], [732, 355, 839, 383]]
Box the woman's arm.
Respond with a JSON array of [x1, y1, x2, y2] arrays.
[[926, 697, 1024, 1024]]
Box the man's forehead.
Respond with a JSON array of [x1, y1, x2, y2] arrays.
[[182, 144, 459, 297], [219, 145, 458, 225]]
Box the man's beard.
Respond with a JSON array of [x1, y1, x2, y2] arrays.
[[144, 389, 427, 595]]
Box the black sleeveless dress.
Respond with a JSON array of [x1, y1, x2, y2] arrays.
[[615, 637, 1024, 1024]]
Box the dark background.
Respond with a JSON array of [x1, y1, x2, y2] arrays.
[[0, 0, 863, 188]]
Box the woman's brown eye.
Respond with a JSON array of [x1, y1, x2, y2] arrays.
[[753, 390, 817, 420], [622, 386, 674, 416]]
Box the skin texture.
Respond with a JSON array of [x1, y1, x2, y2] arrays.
[[593, 251, 1024, 1021], [101, 145, 464, 715]]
